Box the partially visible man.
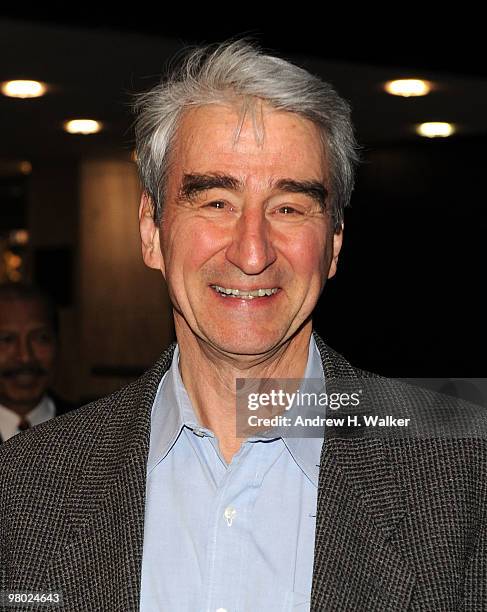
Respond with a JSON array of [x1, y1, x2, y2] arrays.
[[0, 283, 73, 442]]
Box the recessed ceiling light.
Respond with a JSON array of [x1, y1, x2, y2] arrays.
[[9, 229, 30, 245], [416, 122, 455, 138], [63, 119, 102, 135], [1, 80, 47, 99], [19, 161, 32, 175], [385, 79, 431, 97]]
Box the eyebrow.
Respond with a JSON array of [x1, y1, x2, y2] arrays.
[[179, 173, 241, 200], [274, 178, 328, 210], [179, 172, 328, 210]]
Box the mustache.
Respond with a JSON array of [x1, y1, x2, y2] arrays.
[[0, 364, 48, 378]]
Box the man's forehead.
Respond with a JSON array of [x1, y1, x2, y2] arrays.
[[0, 299, 51, 326], [179, 99, 267, 131], [176, 101, 324, 151], [171, 102, 328, 184]]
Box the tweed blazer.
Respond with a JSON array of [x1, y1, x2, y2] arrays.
[[0, 333, 486, 611]]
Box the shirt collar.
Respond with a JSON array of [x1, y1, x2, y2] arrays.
[[147, 347, 185, 472], [148, 335, 325, 485], [280, 334, 325, 487], [0, 395, 55, 442]]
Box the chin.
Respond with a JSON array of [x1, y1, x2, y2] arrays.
[[4, 395, 43, 409], [204, 326, 290, 357]]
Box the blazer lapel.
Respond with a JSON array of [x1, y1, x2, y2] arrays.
[[43, 344, 177, 611], [311, 334, 416, 611]]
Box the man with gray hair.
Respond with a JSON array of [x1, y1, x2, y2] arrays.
[[0, 40, 485, 611]]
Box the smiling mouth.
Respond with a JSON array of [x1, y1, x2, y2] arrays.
[[210, 285, 279, 299]]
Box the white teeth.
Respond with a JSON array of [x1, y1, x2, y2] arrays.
[[211, 285, 279, 299]]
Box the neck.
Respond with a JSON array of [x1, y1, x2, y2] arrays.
[[0, 398, 41, 417], [175, 319, 313, 462]]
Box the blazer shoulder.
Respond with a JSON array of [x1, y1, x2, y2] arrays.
[[313, 332, 487, 445], [0, 386, 122, 485], [0, 342, 177, 486], [312, 331, 379, 380]]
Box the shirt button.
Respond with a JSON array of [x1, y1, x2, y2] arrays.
[[224, 506, 237, 526]]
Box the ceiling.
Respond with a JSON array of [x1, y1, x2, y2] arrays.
[[1, 16, 487, 167]]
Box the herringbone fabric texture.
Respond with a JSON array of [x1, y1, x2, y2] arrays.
[[0, 333, 485, 611]]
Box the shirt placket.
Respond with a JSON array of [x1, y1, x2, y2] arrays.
[[203, 441, 262, 612]]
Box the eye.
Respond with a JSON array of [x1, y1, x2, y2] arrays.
[[0, 333, 15, 345], [204, 200, 235, 212], [207, 200, 225, 209], [30, 329, 55, 345], [276, 205, 303, 215]]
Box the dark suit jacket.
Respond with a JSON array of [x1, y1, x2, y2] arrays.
[[0, 334, 486, 611]]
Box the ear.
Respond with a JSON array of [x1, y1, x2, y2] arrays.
[[327, 223, 344, 279], [139, 193, 165, 274]]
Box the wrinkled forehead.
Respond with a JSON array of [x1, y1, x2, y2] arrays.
[[178, 97, 270, 145], [210, 96, 274, 148], [170, 99, 329, 182]]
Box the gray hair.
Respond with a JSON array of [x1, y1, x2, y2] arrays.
[[134, 39, 360, 231]]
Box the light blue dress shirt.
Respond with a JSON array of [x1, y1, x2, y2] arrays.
[[140, 336, 325, 612]]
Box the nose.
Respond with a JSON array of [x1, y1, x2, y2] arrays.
[[225, 207, 277, 275], [16, 335, 35, 364]]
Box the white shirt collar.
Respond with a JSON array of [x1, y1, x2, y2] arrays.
[[0, 395, 55, 442]]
